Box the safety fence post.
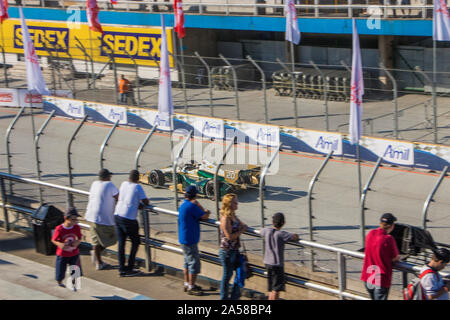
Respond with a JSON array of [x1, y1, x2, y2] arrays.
[[67, 115, 88, 207], [415, 66, 437, 144], [310, 61, 329, 131], [307, 150, 333, 271], [259, 145, 282, 250], [421, 166, 448, 230], [141, 207, 152, 272], [0, 45, 9, 87], [277, 58, 298, 127], [219, 54, 240, 120], [0, 177, 9, 232], [379, 63, 399, 139], [34, 110, 55, 205], [360, 157, 383, 248], [135, 125, 158, 171], [247, 55, 268, 124], [100, 120, 120, 170], [173, 130, 193, 211], [194, 52, 214, 117], [5, 106, 25, 195], [337, 252, 347, 300], [169, 53, 188, 114], [214, 136, 237, 243]]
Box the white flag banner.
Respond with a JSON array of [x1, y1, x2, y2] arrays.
[[349, 19, 364, 145], [433, 0, 450, 41], [19, 7, 49, 96], [285, 0, 300, 45], [157, 15, 173, 130]]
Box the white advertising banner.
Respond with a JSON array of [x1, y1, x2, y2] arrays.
[[246, 123, 280, 147], [131, 108, 172, 131], [0, 88, 19, 107], [57, 98, 85, 118], [364, 138, 414, 166], [88, 103, 127, 124], [301, 130, 343, 155], [193, 116, 224, 139], [18, 89, 43, 108]]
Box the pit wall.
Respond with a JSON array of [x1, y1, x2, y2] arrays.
[[43, 96, 450, 172]]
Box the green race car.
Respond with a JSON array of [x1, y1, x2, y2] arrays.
[[139, 160, 261, 200]]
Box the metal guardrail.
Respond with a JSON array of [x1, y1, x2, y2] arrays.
[[1, 171, 449, 300], [14, 0, 435, 20]]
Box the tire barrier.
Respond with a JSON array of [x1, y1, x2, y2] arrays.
[[211, 63, 256, 91], [272, 68, 353, 101]]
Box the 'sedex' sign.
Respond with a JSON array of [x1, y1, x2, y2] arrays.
[[101, 32, 162, 60], [14, 25, 69, 52]]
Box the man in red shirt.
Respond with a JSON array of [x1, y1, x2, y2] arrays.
[[360, 213, 400, 300], [51, 207, 83, 290]]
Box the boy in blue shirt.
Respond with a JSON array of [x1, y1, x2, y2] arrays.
[[178, 185, 210, 296]]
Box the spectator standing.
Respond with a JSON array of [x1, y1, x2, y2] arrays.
[[51, 207, 83, 290], [119, 74, 130, 104], [218, 193, 248, 300], [85, 168, 119, 270], [260, 212, 299, 300], [178, 185, 210, 296], [114, 170, 149, 277], [360, 213, 400, 300], [420, 248, 450, 300]]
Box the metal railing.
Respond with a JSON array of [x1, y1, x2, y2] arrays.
[[2, 171, 449, 300], [13, 0, 436, 19]]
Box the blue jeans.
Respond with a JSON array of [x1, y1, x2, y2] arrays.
[[181, 244, 201, 275], [365, 282, 390, 300], [120, 92, 128, 103], [55, 255, 82, 282], [219, 248, 241, 300], [115, 215, 140, 273]]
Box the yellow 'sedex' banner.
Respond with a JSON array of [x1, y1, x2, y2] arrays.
[[2, 19, 174, 67]]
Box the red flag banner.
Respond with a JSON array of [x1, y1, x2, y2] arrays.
[[87, 0, 103, 34], [174, 0, 185, 38], [110, 0, 118, 4], [0, 0, 8, 24]]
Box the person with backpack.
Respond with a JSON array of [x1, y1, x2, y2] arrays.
[[419, 248, 450, 300], [260, 212, 299, 300], [360, 213, 400, 300]]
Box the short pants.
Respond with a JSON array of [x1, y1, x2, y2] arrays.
[[266, 265, 286, 292], [181, 243, 201, 275], [90, 223, 117, 248]]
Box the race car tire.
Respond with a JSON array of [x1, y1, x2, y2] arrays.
[[205, 180, 217, 200], [149, 169, 165, 187]]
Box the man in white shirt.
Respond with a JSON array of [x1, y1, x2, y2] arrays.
[[420, 248, 450, 300], [85, 169, 119, 270], [114, 170, 149, 277]]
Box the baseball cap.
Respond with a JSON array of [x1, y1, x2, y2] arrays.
[[272, 212, 285, 226], [64, 207, 80, 218], [434, 248, 450, 263], [185, 185, 198, 197], [99, 168, 112, 179], [380, 213, 397, 225]]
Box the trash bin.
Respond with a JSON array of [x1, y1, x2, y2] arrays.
[[31, 205, 64, 255]]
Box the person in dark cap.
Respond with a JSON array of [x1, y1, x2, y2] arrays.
[[114, 170, 149, 277], [85, 169, 119, 270], [260, 212, 299, 300], [361, 213, 400, 300], [420, 248, 450, 300], [178, 185, 210, 296], [51, 207, 83, 290]]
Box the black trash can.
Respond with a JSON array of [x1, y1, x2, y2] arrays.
[[31, 205, 64, 255]]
